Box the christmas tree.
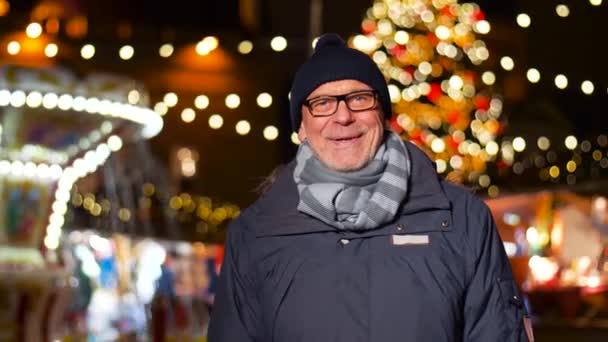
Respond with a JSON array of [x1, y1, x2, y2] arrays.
[[351, 0, 503, 186]]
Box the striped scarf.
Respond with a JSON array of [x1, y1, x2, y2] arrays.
[[293, 131, 411, 231]]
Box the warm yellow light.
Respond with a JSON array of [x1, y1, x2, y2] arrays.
[[257, 93, 273, 108], [311, 37, 320, 49], [556, 4, 570, 17], [435, 159, 447, 173], [108, 135, 123, 151], [590, 0, 602, 5], [235, 120, 251, 135], [26, 91, 43, 108], [81, 44, 95, 59], [394, 31, 409, 45], [566, 160, 577, 173], [481, 71, 496, 85], [164, 92, 178, 107], [159, 43, 174, 58], [479, 175, 491, 188], [449, 75, 463, 89], [581, 80, 594, 94], [549, 166, 560, 178], [7, 41, 20, 55], [516, 13, 531, 27], [291, 132, 301, 145], [181, 108, 196, 123], [485, 141, 499, 155], [565, 135, 578, 150], [238, 40, 253, 54], [474, 20, 491, 34], [196, 36, 219, 55], [0, 0, 9, 17], [119, 45, 134, 60], [208, 114, 223, 129], [513, 137, 526, 152], [500, 56, 514, 71], [555, 74, 568, 89], [195, 95, 209, 109], [263, 126, 279, 141], [127, 90, 140, 104], [526, 68, 540, 83], [154, 102, 168, 116], [537, 136, 551, 150], [44, 43, 58, 57], [431, 138, 446, 153], [225, 94, 240, 109], [488, 185, 500, 197], [434, 25, 450, 40], [26, 22, 43, 38], [270, 36, 287, 51]]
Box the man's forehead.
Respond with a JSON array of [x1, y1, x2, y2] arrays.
[[308, 79, 373, 97]]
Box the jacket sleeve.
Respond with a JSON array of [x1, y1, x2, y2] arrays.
[[208, 219, 260, 342], [463, 200, 531, 342]]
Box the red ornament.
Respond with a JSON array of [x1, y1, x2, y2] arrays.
[[362, 20, 376, 34], [474, 96, 490, 110], [448, 136, 460, 150], [427, 83, 443, 102], [390, 44, 406, 58], [473, 9, 485, 21], [427, 32, 439, 46], [447, 111, 461, 125], [389, 117, 403, 134], [439, 6, 453, 17]]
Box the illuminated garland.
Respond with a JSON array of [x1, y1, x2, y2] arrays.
[[71, 185, 240, 233]]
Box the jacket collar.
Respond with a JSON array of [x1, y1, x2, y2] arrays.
[[251, 142, 451, 237]]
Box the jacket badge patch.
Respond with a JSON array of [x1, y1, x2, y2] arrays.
[[391, 234, 429, 245]]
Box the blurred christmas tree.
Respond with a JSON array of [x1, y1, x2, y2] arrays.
[[351, 0, 504, 186]]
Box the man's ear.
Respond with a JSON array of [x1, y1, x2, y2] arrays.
[[297, 123, 307, 142]]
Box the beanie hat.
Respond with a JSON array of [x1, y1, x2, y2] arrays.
[[289, 33, 391, 131]]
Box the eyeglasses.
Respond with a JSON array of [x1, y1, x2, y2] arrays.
[[303, 90, 378, 117]]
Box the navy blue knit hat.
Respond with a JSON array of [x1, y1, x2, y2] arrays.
[[289, 33, 391, 131]]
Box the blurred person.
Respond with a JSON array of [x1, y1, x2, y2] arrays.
[[208, 33, 532, 341]]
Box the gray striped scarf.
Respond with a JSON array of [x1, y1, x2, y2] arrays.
[[293, 131, 411, 230]]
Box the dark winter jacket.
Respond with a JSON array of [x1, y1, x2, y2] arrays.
[[208, 142, 530, 342]]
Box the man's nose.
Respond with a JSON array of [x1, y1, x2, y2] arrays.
[[332, 100, 355, 124]]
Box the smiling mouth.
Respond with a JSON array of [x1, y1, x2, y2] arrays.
[[328, 133, 363, 144]]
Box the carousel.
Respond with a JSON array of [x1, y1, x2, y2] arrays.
[[0, 64, 162, 341]]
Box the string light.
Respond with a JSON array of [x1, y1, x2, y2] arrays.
[[208, 114, 223, 129], [159, 43, 174, 58], [81, 44, 95, 59], [581, 80, 594, 94], [556, 5, 570, 17], [500, 56, 515, 71], [196, 36, 219, 55], [7, 41, 20, 55], [238, 40, 253, 54], [44, 43, 58, 57], [195, 95, 210, 109], [263, 126, 279, 141], [119, 45, 134, 60], [526, 68, 540, 83], [235, 120, 251, 135], [270, 36, 287, 51], [225, 94, 240, 109], [516, 13, 531, 28], [163, 92, 178, 107], [181, 108, 196, 123], [554, 74, 568, 89], [25, 22, 42, 38], [256, 93, 273, 108]]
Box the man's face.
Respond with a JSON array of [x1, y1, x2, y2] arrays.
[[298, 79, 385, 172]]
